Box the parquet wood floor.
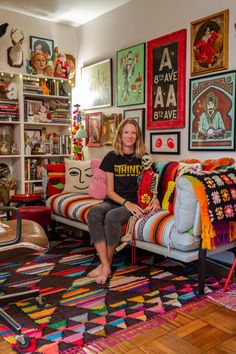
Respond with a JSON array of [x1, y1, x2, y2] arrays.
[[1, 300, 235, 353]]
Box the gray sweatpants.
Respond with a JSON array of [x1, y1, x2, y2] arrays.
[[87, 201, 132, 247]]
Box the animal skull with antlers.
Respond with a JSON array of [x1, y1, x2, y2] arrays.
[[7, 28, 24, 68]]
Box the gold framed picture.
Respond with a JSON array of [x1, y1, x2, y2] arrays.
[[191, 9, 229, 76], [102, 114, 122, 145]]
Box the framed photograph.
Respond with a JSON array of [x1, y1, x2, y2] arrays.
[[30, 36, 54, 58], [191, 10, 229, 76], [150, 132, 180, 154], [25, 100, 43, 122], [81, 58, 112, 109], [24, 129, 41, 148], [147, 29, 186, 130], [85, 112, 103, 147], [101, 113, 122, 145], [123, 108, 145, 141], [116, 42, 145, 107], [189, 70, 236, 151]]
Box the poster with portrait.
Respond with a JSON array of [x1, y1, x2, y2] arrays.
[[147, 29, 186, 130], [189, 71, 236, 151], [85, 112, 103, 147], [191, 10, 228, 76], [116, 43, 145, 107]]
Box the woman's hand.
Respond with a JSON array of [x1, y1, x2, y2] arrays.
[[124, 201, 144, 217], [144, 197, 161, 213]]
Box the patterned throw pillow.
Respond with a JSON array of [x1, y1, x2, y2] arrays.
[[44, 163, 65, 197], [176, 162, 202, 179], [63, 158, 93, 194]]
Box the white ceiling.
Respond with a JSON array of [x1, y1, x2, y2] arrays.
[[0, 0, 131, 27]]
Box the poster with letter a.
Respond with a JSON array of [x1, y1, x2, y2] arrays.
[[147, 29, 186, 129]]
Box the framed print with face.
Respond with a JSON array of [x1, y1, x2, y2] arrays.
[[191, 10, 229, 76], [30, 36, 54, 58], [116, 43, 145, 107], [147, 29, 186, 130], [189, 70, 236, 151], [85, 112, 103, 147], [123, 108, 145, 141], [81, 58, 112, 109], [150, 131, 180, 154]]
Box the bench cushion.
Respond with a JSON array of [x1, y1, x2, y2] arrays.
[[133, 210, 199, 251], [46, 193, 102, 224]]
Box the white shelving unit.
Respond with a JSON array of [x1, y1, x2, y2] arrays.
[[0, 72, 72, 194]]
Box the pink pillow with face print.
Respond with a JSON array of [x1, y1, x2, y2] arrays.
[[88, 159, 106, 200]]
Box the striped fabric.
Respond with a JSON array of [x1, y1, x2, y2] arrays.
[[133, 210, 175, 247], [46, 193, 103, 224], [47, 193, 198, 251]]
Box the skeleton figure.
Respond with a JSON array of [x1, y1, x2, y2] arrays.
[[7, 28, 24, 67], [116, 154, 159, 252]]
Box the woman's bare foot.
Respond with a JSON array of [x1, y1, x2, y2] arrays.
[[95, 265, 111, 284], [87, 264, 102, 278]]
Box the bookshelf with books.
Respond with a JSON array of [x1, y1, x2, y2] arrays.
[[22, 74, 72, 194], [0, 72, 73, 196], [0, 73, 22, 194]]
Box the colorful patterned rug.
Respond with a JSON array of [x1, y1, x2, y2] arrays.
[[0, 236, 224, 354], [207, 282, 236, 311]]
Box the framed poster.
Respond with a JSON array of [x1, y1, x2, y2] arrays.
[[81, 58, 112, 109], [116, 42, 145, 107], [30, 36, 54, 58], [189, 70, 236, 151], [150, 132, 180, 154], [147, 29, 186, 130], [123, 108, 145, 141], [85, 112, 103, 147], [191, 10, 229, 76]]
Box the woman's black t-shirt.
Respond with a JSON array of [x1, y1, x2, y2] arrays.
[[100, 150, 142, 204]]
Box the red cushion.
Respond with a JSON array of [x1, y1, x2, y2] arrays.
[[45, 163, 65, 172], [12, 206, 51, 228]]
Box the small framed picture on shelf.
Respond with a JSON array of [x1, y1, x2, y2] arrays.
[[25, 100, 43, 122], [86, 112, 103, 147], [81, 58, 112, 109], [43, 142, 51, 154], [30, 36, 54, 58], [24, 129, 41, 149], [150, 131, 180, 154], [123, 108, 145, 141]]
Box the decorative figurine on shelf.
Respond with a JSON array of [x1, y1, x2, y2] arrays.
[[72, 104, 86, 160], [30, 51, 48, 75], [45, 62, 55, 77], [40, 80, 50, 95], [39, 105, 48, 122], [54, 53, 69, 78]]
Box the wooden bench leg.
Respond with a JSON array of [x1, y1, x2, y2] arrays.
[[198, 247, 207, 296]]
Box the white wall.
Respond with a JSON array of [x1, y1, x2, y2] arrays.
[[76, 0, 236, 162], [0, 9, 77, 74]]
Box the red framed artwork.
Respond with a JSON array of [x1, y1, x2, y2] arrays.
[[147, 29, 186, 130], [85, 112, 103, 147]]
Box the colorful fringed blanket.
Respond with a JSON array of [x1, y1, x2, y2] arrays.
[[184, 169, 236, 250]]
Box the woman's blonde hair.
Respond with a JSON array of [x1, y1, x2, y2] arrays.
[[113, 118, 146, 158]]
